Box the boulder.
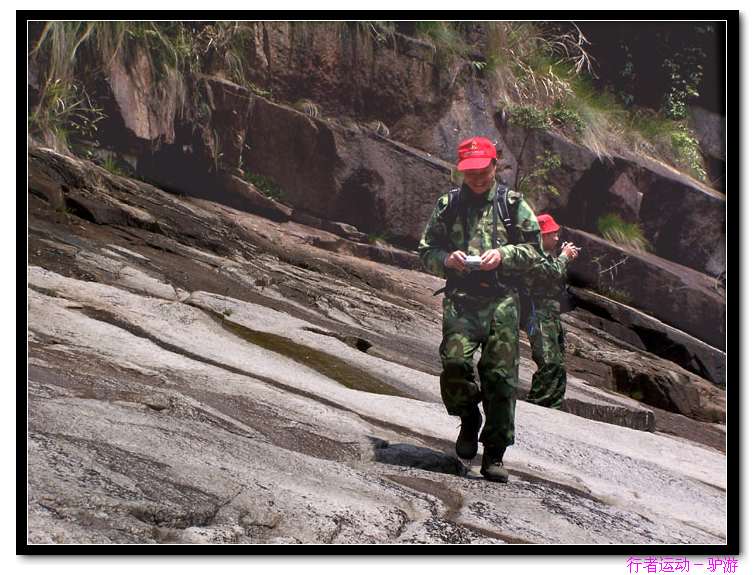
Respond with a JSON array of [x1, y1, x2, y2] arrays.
[[105, 43, 181, 145], [560, 314, 724, 424], [568, 287, 725, 387], [496, 123, 599, 216], [688, 105, 725, 192], [561, 227, 725, 351], [635, 160, 726, 278], [244, 96, 454, 249]]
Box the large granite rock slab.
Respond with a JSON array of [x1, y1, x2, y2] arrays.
[[26, 147, 727, 544], [562, 227, 725, 351], [633, 154, 726, 278], [26, 267, 726, 544], [568, 287, 725, 387], [244, 96, 453, 248]]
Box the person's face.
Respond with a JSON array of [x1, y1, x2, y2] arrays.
[[462, 160, 496, 194], [542, 230, 559, 252]]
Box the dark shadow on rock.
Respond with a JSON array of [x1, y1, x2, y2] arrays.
[[367, 436, 466, 476]]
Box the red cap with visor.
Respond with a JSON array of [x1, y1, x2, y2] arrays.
[[457, 137, 497, 171]]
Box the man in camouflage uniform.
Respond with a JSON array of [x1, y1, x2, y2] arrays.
[[522, 214, 579, 409], [418, 136, 542, 483]]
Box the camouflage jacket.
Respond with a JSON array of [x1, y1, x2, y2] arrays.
[[524, 252, 569, 306], [418, 181, 542, 292]]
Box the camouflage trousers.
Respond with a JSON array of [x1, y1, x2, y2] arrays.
[[525, 300, 566, 409], [439, 291, 519, 450]]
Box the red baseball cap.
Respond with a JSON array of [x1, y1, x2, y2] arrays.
[[457, 137, 497, 171], [537, 214, 560, 234]]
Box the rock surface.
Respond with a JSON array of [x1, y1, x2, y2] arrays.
[[41, 23, 724, 283], [568, 287, 725, 387], [561, 227, 725, 351], [245, 96, 453, 248], [688, 105, 725, 192], [27, 147, 727, 545]]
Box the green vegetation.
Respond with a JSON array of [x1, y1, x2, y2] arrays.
[[518, 150, 562, 199], [28, 21, 713, 185], [29, 73, 105, 150], [509, 104, 551, 131], [503, 67, 709, 183], [244, 171, 285, 202], [101, 156, 126, 177], [29, 22, 265, 153], [508, 101, 584, 137], [597, 213, 651, 252], [669, 128, 707, 181], [478, 22, 711, 183], [550, 100, 585, 136], [415, 21, 472, 59], [604, 288, 632, 306]]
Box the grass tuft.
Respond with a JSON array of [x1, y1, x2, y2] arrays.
[[597, 213, 651, 252]]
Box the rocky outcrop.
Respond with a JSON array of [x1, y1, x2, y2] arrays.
[[494, 125, 725, 280], [245, 22, 459, 127], [568, 287, 725, 387], [28, 145, 726, 416], [26, 20, 729, 544], [561, 227, 725, 351], [27, 274, 725, 544], [634, 156, 726, 278], [105, 44, 181, 145], [26, 145, 727, 544], [689, 105, 725, 192], [558, 313, 724, 424], [244, 96, 453, 248], [35, 24, 724, 285]]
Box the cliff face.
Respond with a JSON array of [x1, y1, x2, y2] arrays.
[[29, 23, 725, 275], [26, 21, 728, 545]]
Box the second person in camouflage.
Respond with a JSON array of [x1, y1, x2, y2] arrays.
[[522, 214, 579, 409], [418, 136, 542, 482]]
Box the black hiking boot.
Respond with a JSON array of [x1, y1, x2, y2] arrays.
[[455, 407, 482, 460], [481, 446, 509, 483]]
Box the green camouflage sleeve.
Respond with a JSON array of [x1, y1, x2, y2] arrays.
[[530, 253, 569, 282], [496, 195, 543, 271], [417, 194, 451, 278]]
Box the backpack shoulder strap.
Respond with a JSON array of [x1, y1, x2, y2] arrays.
[[495, 182, 521, 244], [440, 187, 461, 228]]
